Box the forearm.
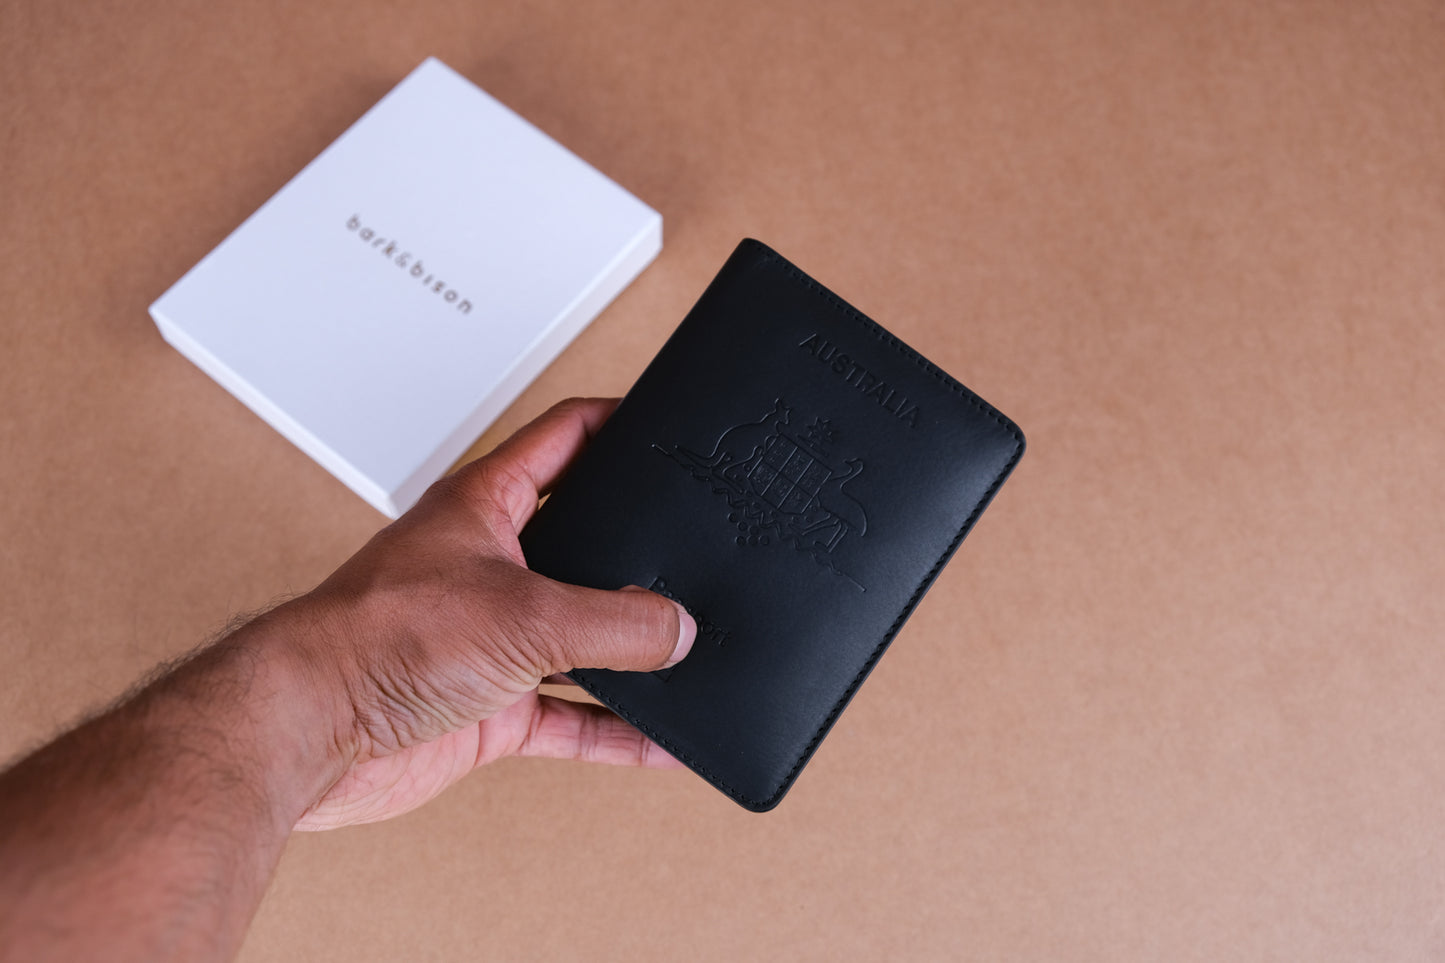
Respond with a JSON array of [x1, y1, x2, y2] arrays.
[[0, 607, 349, 962]]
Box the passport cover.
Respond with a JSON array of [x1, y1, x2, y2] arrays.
[[519, 239, 1025, 811]]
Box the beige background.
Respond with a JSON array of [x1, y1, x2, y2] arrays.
[[4, 1, 1444, 959]]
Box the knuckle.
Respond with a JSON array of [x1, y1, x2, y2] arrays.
[[415, 468, 473, 513], [482, 565, 568, 677], [459, 458, 533, 523]]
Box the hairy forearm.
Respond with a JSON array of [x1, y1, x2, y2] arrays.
[[0, 399, 694, 959], [0, 608, 348, 962]]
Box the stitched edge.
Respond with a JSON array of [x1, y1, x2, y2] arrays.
[[575, 240, 1026, 810]]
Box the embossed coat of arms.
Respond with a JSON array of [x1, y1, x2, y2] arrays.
[[655, 400, 869, 590]]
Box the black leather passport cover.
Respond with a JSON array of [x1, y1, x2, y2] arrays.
[[520, 239, 1025, 811]]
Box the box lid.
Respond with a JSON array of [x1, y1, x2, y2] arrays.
[[150, 57, 661, 516]]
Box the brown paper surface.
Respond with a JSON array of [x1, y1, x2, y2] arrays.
[[3, 1, 1444, 959]]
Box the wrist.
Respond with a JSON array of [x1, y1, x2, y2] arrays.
[[199, 600, 361, 826]]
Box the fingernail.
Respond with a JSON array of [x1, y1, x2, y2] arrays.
[[663, 601, 697, 668]]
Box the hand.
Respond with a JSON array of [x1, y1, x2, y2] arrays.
[[0, 397, 694, 961], [277, 397, 697, 829]]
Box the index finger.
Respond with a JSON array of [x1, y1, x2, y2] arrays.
[[455, 397, 618, 531]]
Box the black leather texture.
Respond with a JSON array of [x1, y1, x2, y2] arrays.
[[519, 239, 1025, 811]]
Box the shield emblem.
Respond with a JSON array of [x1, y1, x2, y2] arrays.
[[747, 433, 833, 516], [654, 400, 868, 591]]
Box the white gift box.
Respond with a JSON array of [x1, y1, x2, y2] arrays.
[[150, 58, 662, 517]]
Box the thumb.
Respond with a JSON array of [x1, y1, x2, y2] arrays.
[[526, 580, 697, 676]]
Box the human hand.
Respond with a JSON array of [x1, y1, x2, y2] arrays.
[[267, 398, 695, 829], [0, 397, 697, 961]]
